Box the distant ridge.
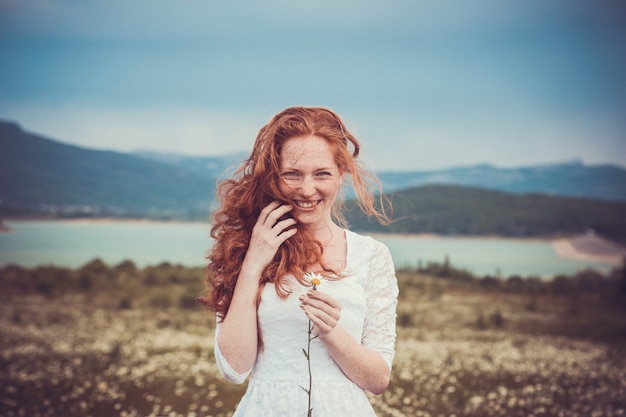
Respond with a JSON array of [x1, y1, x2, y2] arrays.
[[377, 161, 626, 202], [133, 150, 247, 180], [0, 120, 215, 218]]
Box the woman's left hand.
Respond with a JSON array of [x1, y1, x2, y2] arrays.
[[299, 290, 342, 336]]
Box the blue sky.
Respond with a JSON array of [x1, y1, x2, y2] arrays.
[[1, 0, 624, 171]]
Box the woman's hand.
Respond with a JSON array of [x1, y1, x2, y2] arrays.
[[300, 289, 390, 395], [244, 201, 298, 274], [299, 290, 342, 336]]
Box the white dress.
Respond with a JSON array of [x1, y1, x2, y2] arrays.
[[214, 230, 399, 417]]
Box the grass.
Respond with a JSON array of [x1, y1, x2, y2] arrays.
[[0, 260, 625, 417]]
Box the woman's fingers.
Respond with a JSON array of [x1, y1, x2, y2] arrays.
[[260, 202, 292, 227], [253, 203, 294, 237], [305, 290, 342, 312], [308, 305, 339, 323], [273, 217, 297, 235], [306, 309, 338, 335], [245, 202, 297, 270], [275, 225, 297, 245], [258, 200, 281, 224], [300, 291, 342, 335]]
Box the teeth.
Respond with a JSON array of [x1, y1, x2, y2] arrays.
[[296, 201, 319, 208]]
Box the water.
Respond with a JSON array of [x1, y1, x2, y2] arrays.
[[0, 221, 212, 269], [377, 235, 614, 277], [0, 220, 615, 277]]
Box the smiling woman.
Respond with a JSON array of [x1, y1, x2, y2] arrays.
[[198, 106, 398, 417]]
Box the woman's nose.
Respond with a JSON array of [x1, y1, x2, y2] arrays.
[[298, 177, 316, 197]]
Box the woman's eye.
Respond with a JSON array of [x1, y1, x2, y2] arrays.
[[316, 172, 332, 178], [282, 172, 300, 180]]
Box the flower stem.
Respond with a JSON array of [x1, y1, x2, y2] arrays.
[[306, 318, 313, 416], [305, 282, 317, 417]]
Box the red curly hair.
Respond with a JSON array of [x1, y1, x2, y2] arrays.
[[199, 106, 391, 320]]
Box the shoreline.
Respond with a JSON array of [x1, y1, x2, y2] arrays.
[[2, 217, 209, 226]]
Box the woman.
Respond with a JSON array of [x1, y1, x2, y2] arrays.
[[200, 106, 398, 416]]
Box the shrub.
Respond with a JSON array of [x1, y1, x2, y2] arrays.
[[118, 296, 133, 310], [149, 291, 175, 309]]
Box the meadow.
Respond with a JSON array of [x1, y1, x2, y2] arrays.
[[1, 259, 625, 417]]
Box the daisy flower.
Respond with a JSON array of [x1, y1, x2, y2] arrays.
[[304, 272, 325, 290]]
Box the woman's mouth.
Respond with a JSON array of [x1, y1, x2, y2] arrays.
[[294, 200, 321, 209]]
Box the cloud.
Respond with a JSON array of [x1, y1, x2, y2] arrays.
[[0, 0, 624, 170], [357, 108, 626, 170]]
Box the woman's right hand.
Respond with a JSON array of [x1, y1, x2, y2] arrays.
[[243, 201, 297, 276]]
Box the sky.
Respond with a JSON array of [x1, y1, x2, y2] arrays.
[[0, 0, 625, 171]]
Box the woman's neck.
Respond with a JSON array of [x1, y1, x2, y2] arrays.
[[304, 221, 342, 245], [304, 222, 347, 274]]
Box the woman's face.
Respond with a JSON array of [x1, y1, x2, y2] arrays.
[[279, 135, 344, 229]]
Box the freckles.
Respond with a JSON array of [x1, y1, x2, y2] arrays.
[[281, 183, 297, 192]]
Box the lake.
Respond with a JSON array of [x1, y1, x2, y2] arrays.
[[0, 220, 616, 277]]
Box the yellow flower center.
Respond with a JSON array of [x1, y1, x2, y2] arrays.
[[311, 278, 321, 286]]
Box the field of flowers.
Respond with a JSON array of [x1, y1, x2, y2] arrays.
[[0, 260, 625, 417]]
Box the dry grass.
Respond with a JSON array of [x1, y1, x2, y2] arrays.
[[0, 263, 625, 417]]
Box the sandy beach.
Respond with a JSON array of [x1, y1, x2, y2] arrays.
[[552, 232, 626, 265]]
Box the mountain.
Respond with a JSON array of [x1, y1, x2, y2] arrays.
[[345, 185, 626, 243], [0, 120, 216, 218], [133, 150, 248, 180], [378, 161, 626, 202]]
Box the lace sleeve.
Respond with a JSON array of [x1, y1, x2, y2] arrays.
[[362, 239, 399, 371], [214, 317, 252, 384]]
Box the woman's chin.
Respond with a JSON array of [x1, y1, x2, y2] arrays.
[[293, 211, 322, 227]]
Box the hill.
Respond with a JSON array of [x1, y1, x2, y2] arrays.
[[0, 120, 216, 218], [346, 185, 626, 244]]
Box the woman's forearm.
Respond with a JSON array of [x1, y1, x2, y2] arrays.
[[216, 260, 262, 374], [319, 326, 391, 395]]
